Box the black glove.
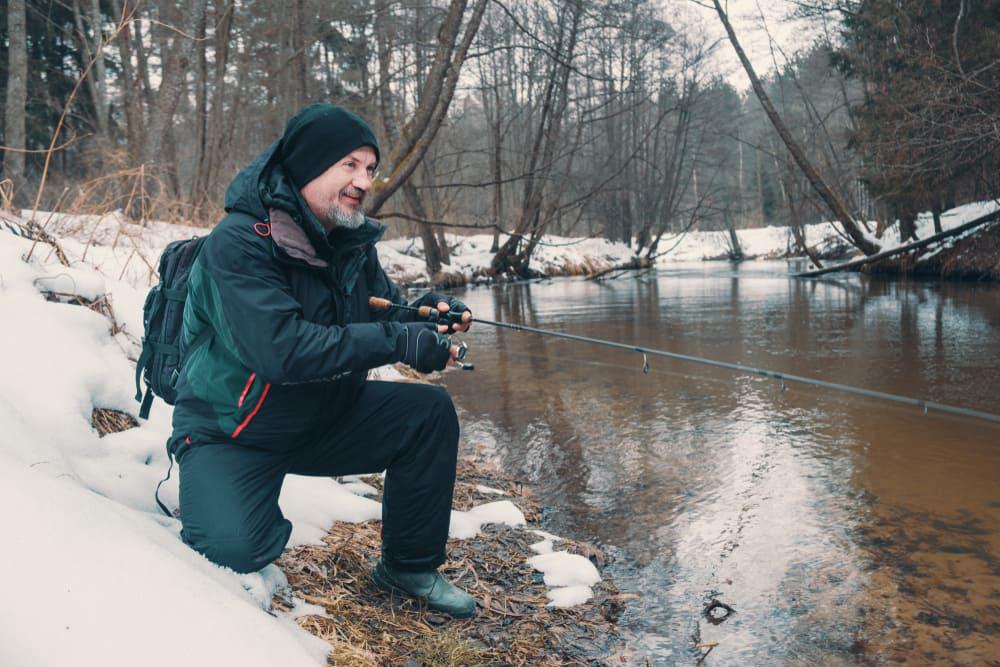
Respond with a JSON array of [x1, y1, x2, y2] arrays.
[[397, 322, 452, 373], [412, 293, 471, 333]]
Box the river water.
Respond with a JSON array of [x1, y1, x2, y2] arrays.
[[438, 262, 1000, 665]]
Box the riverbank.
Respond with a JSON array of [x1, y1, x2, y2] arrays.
[[17, 198, 999, 287], [0, 212, 627, 666], [276, 436, 628, 665], [863, 217, 1000, 280]]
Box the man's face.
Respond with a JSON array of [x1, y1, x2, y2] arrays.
[[300, 146, 377, 231]]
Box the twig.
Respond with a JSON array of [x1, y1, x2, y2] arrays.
[[695, 641, 718, 666]]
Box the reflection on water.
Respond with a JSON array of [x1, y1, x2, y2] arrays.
[[439, 262, 1000, 664]]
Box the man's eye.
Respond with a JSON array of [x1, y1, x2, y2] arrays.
[[344, 161, 355, 169]]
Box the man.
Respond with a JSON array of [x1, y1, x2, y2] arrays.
[[168, 103, 477, 618]]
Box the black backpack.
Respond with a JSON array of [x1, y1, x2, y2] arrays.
[[134, 236, 211, 420]]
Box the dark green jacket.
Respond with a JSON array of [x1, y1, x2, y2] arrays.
[[170, 142, 411, 451]]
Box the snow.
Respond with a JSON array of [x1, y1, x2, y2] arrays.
[[527, 551, 602, 608], [449, 500, 526, 539], [545, 585, 594, 608], [524, 530, 602, 607], [530, 539, 555, 554], [0, 458, 332, 667], [475, 483, 508, 495]]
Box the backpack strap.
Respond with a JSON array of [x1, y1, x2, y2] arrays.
[[154, 449, 175, 518]]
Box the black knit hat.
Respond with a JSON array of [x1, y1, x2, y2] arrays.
[[280, 103, 381, 189]]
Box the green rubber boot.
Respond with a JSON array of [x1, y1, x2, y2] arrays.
[[372, 559, 477, 619]]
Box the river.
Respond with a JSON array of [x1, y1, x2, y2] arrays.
[[437, 261, 1000, 665]]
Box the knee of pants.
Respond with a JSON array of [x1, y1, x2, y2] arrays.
[[423, 385, 459, 439], [183, 518, 291, 574]]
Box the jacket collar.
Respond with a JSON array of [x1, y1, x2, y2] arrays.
[[269, 207, 386, 269], [269, 208, 328, 268]]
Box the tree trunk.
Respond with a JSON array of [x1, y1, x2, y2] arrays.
[[191, 4, 209, 202], [3, 0, 28, 205], [403, 182, 442, 276], [492, 0, 582, 276], [117, 0, 143, 166], [199, 0, 234, 208], [293, 0, 308, 107], [773, 147, 823, 268], [712, 0, 879, 256], [932, 198, 943, 234], [490, 86, 503, 253], [144, 0, 200, 183], [374, 0, 400, 148], [898, 205, 918, 243], [73, 0, 109, 137]]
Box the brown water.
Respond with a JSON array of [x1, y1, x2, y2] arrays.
[[439, 262, 1000, 665]]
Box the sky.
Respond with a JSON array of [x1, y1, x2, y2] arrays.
[[665, 0, 827, 90]]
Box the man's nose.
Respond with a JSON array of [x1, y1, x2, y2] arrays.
[[353, 170, 373, 191]]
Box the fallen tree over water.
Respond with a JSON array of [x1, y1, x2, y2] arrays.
[[795, 208, 1000, 279]]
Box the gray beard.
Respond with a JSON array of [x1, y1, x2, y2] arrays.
[[328, 203, 366, 229]]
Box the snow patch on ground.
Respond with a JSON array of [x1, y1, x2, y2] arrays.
[[475, 483, 508, 495], [527, 550, 602, 608], [450, 500, 527, 539]]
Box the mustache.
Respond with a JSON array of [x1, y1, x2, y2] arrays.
[[341, 187, 365, 199]]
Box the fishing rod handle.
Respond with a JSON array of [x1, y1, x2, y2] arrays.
[[367, 296, 472, 325], [369, 296, 394, 311]]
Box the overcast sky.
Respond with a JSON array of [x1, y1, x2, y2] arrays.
[[665, 0, 826, 89]]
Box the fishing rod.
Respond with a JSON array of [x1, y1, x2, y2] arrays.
[[368, 297, 1000, 425]]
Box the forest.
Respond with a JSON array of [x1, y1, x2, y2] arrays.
[[2, 0, 999, 278]]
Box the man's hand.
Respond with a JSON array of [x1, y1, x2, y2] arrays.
[[416, 293, 472, 334], [432, 298, 472, 334], [397, 322, 454, 373]]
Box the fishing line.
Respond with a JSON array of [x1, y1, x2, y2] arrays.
[[369, 297, 1000, 425], [451, 346, 976, 432]]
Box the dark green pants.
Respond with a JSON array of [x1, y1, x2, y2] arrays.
[[177, 381, 459, 574]]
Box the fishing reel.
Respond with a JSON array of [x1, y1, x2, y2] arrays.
[[451, 336, 474, 371], [415, 303, 474, 370]]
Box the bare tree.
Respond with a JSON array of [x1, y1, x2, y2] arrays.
[[3, 0, 28, 204], [368, 0, 488, 276], [143, 0, 204, 189], [491, 0, 584, 277]]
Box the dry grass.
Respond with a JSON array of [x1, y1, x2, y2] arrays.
[[91, 407, 139, 437], [38, 288, 126, 337], [274, 452, 628, 666]]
